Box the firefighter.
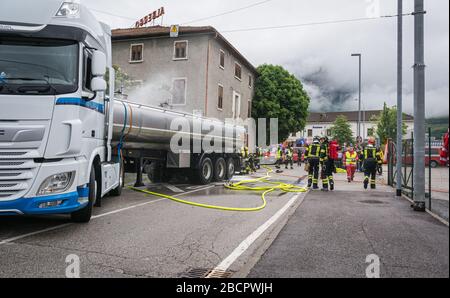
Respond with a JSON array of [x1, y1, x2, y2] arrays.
[[326, 138, 339, 190], [275, 145, 283, 169], [319, 137, 330, 191], [306, 136, 321, 189], [254, 147, 262, 170], [376, 147, 384, 175], [241, 146, 251, 174], [285, 146, 294, 170], [344, 144, 358, 182], [362, 137, 382, 189]]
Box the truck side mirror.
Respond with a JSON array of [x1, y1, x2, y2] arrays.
[[91, 77, 107, 92], [91, 51, 106, 77]]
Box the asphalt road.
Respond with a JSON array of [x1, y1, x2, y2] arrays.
[[0, 167, 308, 278], [249, 182, 449, 278]]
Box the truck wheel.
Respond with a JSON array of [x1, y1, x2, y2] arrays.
[[195, 157, 213, 185], [430, 160, 439, 168], [147, 162, 164, 183], [214, 158, 226, 182], [110, 159, 124, 196], [71, 167, 95, 223], [225, 157, 236, 180]]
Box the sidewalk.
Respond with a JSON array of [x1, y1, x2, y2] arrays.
[[248, 180, 449, 278]]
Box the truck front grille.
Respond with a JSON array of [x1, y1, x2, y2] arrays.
[[0, 151, 38, 202]]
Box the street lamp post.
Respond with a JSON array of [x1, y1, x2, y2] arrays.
[[351, 53, 362, 140]]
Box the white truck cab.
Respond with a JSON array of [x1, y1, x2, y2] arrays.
[[0, 0, 121, 222]]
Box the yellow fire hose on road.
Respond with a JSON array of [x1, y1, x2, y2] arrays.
[[128, 166, 308, 212]]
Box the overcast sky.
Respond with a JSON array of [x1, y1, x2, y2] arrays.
[[85, 0, 449, 118]]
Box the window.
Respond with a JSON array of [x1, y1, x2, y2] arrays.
[[172, 78, 187, 105], [130, 44, 143, 62], [248, 75, 253, 88], [218, 84, 224, 110], [0, 38, 78, 96], [234, 62, 242, 80], [308, 129, 313, 137], [368, 128, 374, 136], [174, 41, 188, 60], [232, 91, 241, 119], [219, 50, 225, 69], [326, 129, 332, 137], [82, 48, 93, 92]]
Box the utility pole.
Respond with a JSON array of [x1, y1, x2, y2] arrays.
[[396, 0, 403, 197], [413, 0, 426, 211], [351, 53, 362, 139]]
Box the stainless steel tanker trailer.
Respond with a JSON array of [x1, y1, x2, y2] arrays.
[[111, 99, 246, 186]]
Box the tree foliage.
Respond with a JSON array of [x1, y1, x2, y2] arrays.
[[373, 102, 407, 145], [105, 65, 139, 93], [330, 115, 354, 145], [252, 64, 310, 143]]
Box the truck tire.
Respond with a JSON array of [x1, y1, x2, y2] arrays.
[[225, 157, 236, 180], [195, 157, 213, 185], [214, 158, 226, 182], [147, 162, 164, 183], [430, 160, 439, 168], [110, 159, 124, 196], [71, 167, 95, 223]]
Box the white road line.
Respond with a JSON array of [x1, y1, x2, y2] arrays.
[[0, 185, 215, 245], [162, 183, 185, 193], [207, 192, 306, 275], [0, 224, 72, 245]]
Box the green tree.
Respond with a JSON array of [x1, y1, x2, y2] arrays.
[[373, 102, 407, 145], [252, 64, 310, 143], [330, 115, 354, 145], [105, 65, 139, 93]]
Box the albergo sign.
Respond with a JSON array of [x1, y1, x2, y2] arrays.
[[135, 7, 165, 28]]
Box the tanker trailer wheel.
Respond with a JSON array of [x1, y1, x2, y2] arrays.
[[225, 157, 236, 180], [71, 167, 96, 223], [147, 162, 165, 183], [195, 157, 213, 185], [213, 158, 226, 182]]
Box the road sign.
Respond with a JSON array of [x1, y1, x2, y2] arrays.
[[170, 25, 179, 38]]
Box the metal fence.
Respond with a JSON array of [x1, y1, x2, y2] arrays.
[[387, 129, 448, 218], [387, 139, 414, 196]]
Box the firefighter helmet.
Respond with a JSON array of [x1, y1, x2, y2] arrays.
[[313, 136, 321, 144]]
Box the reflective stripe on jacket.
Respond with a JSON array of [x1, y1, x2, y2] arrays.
[[307, 144, 320, 158]]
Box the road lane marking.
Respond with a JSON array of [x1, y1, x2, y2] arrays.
[[162, 183, 185, 193], [207, 192, 306, 275], [0, 224, 72, 245], [0, 185, 215, 245]]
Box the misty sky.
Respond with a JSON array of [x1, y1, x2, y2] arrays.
[[85, 0, 449, 118]]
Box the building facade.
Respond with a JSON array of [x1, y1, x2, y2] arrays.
[[111, 26, 257, 121], [293, 111, 415, 142]]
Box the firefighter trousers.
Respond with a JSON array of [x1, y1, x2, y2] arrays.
[[323, 159, 335, 190], [363, 158, 377, 189], [307, 157, 320, 188]]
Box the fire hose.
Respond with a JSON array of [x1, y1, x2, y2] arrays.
[[128, 166, 308, 212]]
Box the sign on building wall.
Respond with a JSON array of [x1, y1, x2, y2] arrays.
[[135, 7, 165, 28], [170, 25, 179, 38]]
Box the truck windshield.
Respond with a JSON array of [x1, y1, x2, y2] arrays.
[[0, 38, 78, 95]]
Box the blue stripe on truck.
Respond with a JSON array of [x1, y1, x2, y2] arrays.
[[56, 97, 104, 114]]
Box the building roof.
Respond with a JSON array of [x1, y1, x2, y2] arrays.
[[307, 111, 414, 123], [111, 26, 258, 74]]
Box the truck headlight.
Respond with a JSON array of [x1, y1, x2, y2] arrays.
[[55, 2, 80, 18], [37, 172, 75, 196]]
